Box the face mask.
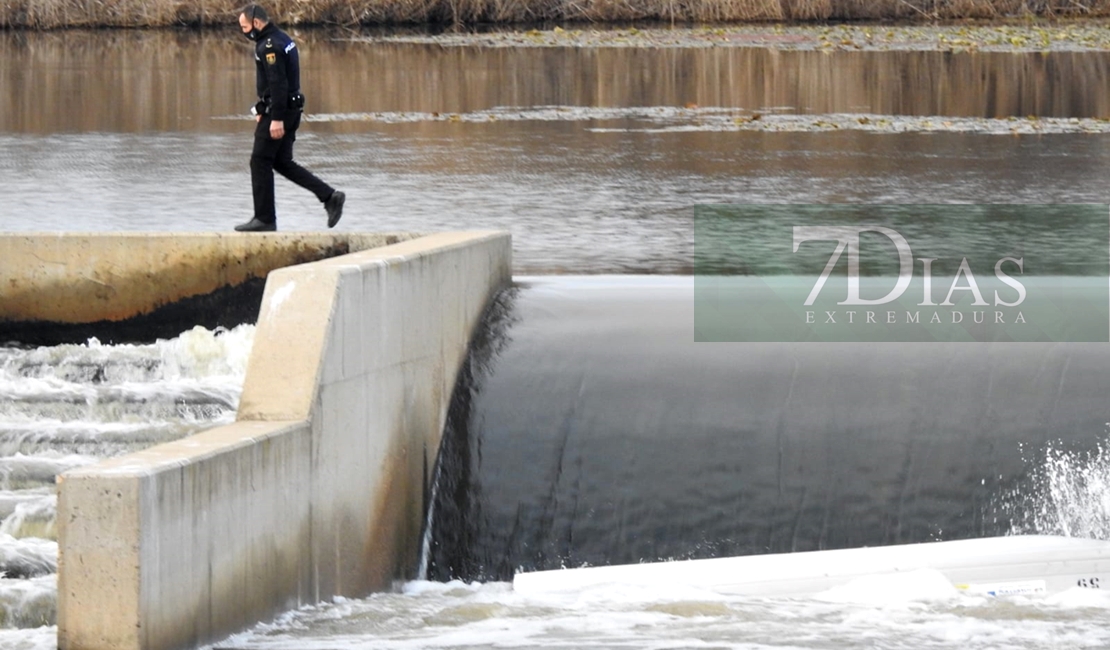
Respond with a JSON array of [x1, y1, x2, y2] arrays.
[[242, 10, 261, 42]]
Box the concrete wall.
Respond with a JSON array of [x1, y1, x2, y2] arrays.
[[57, 231, 512, 650], [0, 232, 419, 324]]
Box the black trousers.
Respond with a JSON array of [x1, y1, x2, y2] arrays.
[[250, 111, 334, 224]]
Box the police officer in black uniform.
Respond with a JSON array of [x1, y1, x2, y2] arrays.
[[235, 4, 345, 232]]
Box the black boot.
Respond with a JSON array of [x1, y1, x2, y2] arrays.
[[235, 218, 276, 232], [325, 191, 345, 228]]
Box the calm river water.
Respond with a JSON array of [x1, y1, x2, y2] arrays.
[[5, 29, 1110, 272], [3, 25, 1110, 650]]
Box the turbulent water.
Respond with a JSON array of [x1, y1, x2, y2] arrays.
[[213, 575, 1110, 650], [1002, 440, 1110, 541], [0, 325, 253, 645], [213, 453, 1110, 650]]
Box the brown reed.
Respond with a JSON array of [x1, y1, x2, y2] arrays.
[[2, 0, 1109, 29]]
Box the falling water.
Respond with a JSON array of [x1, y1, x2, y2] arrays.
[[1001, 436, 1110, 541], [0, 324, 254, 638]]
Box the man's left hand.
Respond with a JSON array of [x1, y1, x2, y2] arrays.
[[269, 119, 285, 139]]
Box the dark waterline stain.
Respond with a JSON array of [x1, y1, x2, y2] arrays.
[[0, 279, 265, 347]]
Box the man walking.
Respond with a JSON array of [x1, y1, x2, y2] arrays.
[[235, 4, 345, 232]]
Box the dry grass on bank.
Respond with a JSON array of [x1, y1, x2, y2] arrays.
[[3, 0, 1109, 29]]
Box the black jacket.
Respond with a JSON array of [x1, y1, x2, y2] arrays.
[[253, 23, 301, 121]]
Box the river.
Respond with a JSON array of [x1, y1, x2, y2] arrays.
[[2, 24, 1110, 650]]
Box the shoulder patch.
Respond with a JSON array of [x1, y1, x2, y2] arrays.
[[265, 52, 276, 65]]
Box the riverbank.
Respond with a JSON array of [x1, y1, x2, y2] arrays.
[[6, 18, 1110, 56], [3, 0, 1110, 30], [374, 21, 1110, 51]]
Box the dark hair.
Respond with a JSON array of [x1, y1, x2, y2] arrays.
[[239, 4, 269, 23]]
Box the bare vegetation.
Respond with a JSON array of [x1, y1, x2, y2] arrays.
[[3, 0, 1110, 29]]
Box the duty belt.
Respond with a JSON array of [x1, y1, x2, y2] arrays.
[[257, 92, 305, 114]]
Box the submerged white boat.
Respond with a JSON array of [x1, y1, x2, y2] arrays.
[[512, 535, 1110, 598]]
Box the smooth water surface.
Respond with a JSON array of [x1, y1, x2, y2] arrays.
[[4, 30, 1110, 273], [425, 277, 1110, 581]]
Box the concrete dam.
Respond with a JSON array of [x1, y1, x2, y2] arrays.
[[0, 232, 511, 650], [2, 233, 1107, 648]]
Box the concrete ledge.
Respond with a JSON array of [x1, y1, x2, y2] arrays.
[[0, 232, 421, 345], [57, 231, 513, 650], [57, 420, 311, 650]]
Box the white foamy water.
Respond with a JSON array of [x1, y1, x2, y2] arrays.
[[1002, 440, 1110, 540], [213, 435, 1110, 650], [0, 325, 253, 457], [0, 324, 254, 645], [213, 572, 1110, 650]]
